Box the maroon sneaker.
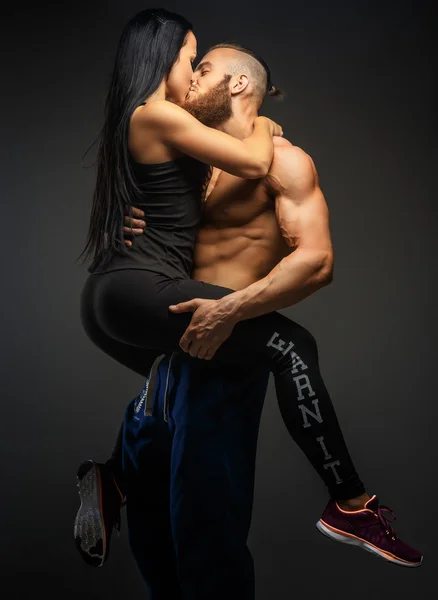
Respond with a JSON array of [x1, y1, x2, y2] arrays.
[[316, 495, 423, 567], [73, 460, 125, 567]]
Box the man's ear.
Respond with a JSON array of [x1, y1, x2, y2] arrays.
[[231, 74, 249, 96]]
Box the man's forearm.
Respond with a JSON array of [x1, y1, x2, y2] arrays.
[[226, 249, 333, 322]]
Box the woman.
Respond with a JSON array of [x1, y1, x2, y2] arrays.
[[76, 7, 419, 573]]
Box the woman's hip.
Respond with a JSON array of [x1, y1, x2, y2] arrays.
[[79, 269, 231, 350]]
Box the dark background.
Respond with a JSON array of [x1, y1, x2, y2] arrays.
[[1, 0, 436, 598]]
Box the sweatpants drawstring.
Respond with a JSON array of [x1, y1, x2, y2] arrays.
[[163, 352, 175, 423], [145, 354, 166, 416]]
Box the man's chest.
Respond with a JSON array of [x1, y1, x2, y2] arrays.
[[203, 168, 273, 226]]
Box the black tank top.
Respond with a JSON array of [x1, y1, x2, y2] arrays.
[[90, 104, 209, 279]]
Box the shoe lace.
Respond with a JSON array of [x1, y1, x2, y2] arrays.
[[374, 505, 397, 540]]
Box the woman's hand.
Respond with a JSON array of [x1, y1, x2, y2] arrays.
[[169, 296, 241, 359]]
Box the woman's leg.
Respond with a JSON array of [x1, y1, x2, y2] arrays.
[[80, 276, 164, 486], [221, 310, 365, 501], [84, 271, 365, 501], [80, 274, 162, 378]]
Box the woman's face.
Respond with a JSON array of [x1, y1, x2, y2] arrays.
[[166, 31, 197, 104]]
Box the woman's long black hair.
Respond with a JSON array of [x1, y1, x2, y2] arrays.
[[77, 9, 193, 273]]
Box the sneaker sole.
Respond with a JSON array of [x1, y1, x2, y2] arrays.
[[316, 519, 423, 568], [74, 461, 105, 568]]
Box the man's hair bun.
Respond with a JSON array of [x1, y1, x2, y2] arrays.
[[268, 85, 285, 99]]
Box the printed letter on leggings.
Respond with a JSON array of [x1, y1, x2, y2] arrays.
[[293, 374, 316, 401], [298, 399, 323, 428]]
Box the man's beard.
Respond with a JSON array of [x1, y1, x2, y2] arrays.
[[180, 75, 233, 127]]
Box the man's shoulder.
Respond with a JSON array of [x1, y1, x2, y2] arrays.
[[273, 137, 312, 164], [266, 138, 317, 195]]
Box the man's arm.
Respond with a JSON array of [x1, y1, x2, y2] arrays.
[[123, 206, 146, 247], [228, 140, 334, 321], [169, 140, 335, 358]]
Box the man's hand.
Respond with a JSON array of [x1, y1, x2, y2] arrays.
[[169, 296, 240, 360], [123, 205, 146, 247]]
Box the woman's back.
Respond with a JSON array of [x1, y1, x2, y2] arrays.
[[90, 154, 208, 278]]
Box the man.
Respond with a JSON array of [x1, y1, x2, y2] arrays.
[[74, 44, 422, 596]]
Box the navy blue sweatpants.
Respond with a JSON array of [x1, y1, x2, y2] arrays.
[[122, 351, 270, 600]]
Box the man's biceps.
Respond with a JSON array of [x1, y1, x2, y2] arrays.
[[295, 217, 333, 254], [282, 205, 330, 243], [275, 193, 313, 230], [275, 192, 294, 216]]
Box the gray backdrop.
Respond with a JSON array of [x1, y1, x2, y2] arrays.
[[1, 0, 436, 598]]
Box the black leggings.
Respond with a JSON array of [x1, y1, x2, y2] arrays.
[[81, 269, 365, 500]]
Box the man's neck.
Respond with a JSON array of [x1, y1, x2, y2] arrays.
[[217, 102, 259, 140]]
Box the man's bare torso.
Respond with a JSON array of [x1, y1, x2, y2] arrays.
[[193, 158, 290, 290]]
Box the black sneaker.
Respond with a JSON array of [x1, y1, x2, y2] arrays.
[[73, 460, 125, 567]]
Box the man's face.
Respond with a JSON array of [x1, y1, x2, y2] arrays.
[[179, 49, 233, 127], [188, 49, 230, 98]]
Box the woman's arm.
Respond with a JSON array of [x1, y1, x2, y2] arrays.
[[136, 100, 281, 179]]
